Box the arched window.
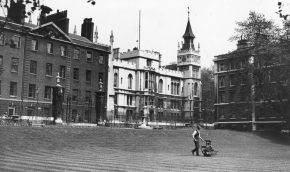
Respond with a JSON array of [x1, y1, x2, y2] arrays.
[[194, 82, 198, 96], [158, 79, 163, 93], [128, 74, 133, 89], [114, 73, 118, 87]]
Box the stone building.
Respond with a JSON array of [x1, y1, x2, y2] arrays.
[[106, 15, 202, 125], [0, 4, 110, 123]]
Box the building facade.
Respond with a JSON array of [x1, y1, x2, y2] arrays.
[[0, 5, 110, 123], [106, 16, 202, 125], [214, 38, 289, 130]]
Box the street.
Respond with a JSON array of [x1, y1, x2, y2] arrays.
[[0, 126, 289, 171]]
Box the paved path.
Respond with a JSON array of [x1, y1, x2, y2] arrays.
[[0, 127, 290, 171]]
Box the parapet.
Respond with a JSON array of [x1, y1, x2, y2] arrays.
[[156, 67, 184, 78], [113, 59, 136, 69], [120, 49, 160, 61]]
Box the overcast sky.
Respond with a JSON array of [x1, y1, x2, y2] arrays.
[[2, 0, 286, 67]]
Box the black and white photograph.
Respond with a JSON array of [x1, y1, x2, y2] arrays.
[[0, 0, 290, 171]]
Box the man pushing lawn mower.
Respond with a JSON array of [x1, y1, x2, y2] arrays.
[[191, 125, 204, 156], [191, 125, 218, 157]]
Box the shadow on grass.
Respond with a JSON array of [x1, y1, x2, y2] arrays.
[[253, 131, 290, 146]]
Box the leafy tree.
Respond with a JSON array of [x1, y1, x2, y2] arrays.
[[0, 0, 95, 19], [201, 66, 215, 123], [231, 11, 290, 130], [230, 11, 281, 45]]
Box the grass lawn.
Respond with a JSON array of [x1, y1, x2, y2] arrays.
[[0, 126, 290, 171]]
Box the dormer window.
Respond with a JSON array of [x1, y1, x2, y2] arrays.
[[60, 46, 67, 56]]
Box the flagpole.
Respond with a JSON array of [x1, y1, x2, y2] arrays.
[[139, 10, 141, 50]]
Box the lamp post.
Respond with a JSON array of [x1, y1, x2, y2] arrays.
[[249, 56, 256, 131], [54, 72, 63, 124], [96, 79, 103, 123], [188, 95, 193, 126]]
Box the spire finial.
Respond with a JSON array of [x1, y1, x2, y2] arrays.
[[110, 30, 114, 46], [94, 26, 98, 43], [187, 7, 190, 19], [73, 25, 77, 34]]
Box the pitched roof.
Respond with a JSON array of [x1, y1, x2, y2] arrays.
[[68, 33, 110, 53], [183, 19, 195, 38]]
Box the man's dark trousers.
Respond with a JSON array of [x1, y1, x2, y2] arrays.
[[192, 140, 200, 156]]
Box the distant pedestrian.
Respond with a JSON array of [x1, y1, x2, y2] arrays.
[[191, 125, 204, 156]]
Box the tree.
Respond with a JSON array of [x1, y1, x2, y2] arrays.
[[230, 11, 281, 45], [231, 11, 290, 130], [201, 66, 215, 123], [0, 0, 95, 19]]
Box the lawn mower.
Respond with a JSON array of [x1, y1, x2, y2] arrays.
[[201, 140, 218, 157]]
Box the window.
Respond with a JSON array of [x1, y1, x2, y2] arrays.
[[28, 84, 36, 98], [114, 73, 118, 87], [98, 72, 103, 83], [46, 63, 52, 76], [10, 82, 17, 96], [44, 86, 52, 99], [11, 57, 19, 73], [0, 55, 3, 66], [59, 65, 66, 78], [99, 55, 104, 64], [219, 63, 225, 72], [60, 46, 67, 56], [72, 89, 78, 101], [149, 73, 154, 90], [218, 76, 225, 88], [0, 33, 4, 46], [147, 59, 152, 66], [30, 60, 37, 74], [193, 69, 198, 78], [127, 95, 133, 105], [31, 39, 38, 51], [229, 74, 236, 86], [128, 74, 133, 89], [86, 51, 92, 62], [86, 70, 91, 82], [158, 79, 163, 93], [73, 68, 79, 80], [11, 35, 20, 48], [145, 72, 148, 89], [219, 91, 226, 103], [73, 49, 80, 60], [229, 90, 235, 102], [194, 82, 198, 96], [158, 99, 164, 108], [47, 43, 53, 54], [85, 91, 91, 102]]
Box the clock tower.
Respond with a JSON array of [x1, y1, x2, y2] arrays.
[[177, 8, 202, 123]]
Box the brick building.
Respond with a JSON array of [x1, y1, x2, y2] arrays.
[[214, 38, 290, 130], [0, 5, 110, 123]]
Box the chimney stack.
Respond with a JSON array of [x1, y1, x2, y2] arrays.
[[40, 10, 69, 34], [81, 18, 94, 41], [7, 0, 26, 24]]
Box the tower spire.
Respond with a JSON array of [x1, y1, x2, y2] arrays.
[[181, 7, 195, 50]]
